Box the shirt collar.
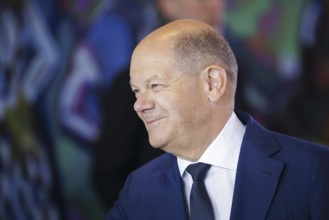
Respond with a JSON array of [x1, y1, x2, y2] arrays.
[[177, 112, 246, 176]]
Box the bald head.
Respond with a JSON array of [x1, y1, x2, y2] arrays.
[[133, 19, 238, 96], [137, 19, 212, 44]]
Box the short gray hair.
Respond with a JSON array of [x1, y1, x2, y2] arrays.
[[173, 29, 238, 94]]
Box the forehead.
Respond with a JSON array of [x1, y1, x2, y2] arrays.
[[130, 44, 176, 79]]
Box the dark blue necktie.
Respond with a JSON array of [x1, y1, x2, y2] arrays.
[[186, 163, 215, 220]]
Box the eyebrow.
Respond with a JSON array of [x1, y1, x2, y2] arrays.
[[146, 75, 160, 83], [130, 75, 161, 88]]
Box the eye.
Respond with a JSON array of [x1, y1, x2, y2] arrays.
[[132, 88, 140, 97], [150, 83, 164, 91]]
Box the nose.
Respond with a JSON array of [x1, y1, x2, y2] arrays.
[[133, 92, 154, 113]]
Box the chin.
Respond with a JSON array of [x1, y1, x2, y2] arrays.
[[149, 139, 169, 151], [148, 139, 163, 149]]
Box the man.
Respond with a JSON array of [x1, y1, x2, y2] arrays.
[[106, 19, 329, 220], [93, 0, 228, 209]]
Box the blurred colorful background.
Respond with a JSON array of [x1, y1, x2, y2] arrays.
[[0, 0, 328, 219]]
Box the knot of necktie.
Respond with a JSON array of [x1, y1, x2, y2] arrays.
[[186, 163, 211, 182]]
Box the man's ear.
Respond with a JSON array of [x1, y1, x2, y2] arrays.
[[203, 65, 227, 102]]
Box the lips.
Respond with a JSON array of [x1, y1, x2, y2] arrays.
[[140, 111, 165, 128], [145, 117, 162, 125]]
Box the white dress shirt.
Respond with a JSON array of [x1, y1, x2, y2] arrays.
[[177, 112, 246, 220]]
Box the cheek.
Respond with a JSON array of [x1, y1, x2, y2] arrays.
[[177, 91, 207, 123], [161, 93, 191, 124]]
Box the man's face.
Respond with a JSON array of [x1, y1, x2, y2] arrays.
[[130, 44, 209, 155], [178, 0, 226, 29]]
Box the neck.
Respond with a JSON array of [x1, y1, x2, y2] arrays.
[[174, 110, 233, 162]]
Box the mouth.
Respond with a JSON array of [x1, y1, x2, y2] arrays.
[[144, 117, 164, 129], [145, 117, 162, 125]]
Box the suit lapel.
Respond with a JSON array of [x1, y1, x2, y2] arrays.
[[148, 155, 188, 220], [230, 113, 285, 220]]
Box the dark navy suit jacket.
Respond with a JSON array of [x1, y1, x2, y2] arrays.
[[106, 112, 329, 220]]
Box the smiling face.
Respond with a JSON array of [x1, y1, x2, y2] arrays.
[[130, 19, 236, 160], [130, 40, 211, 158]]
